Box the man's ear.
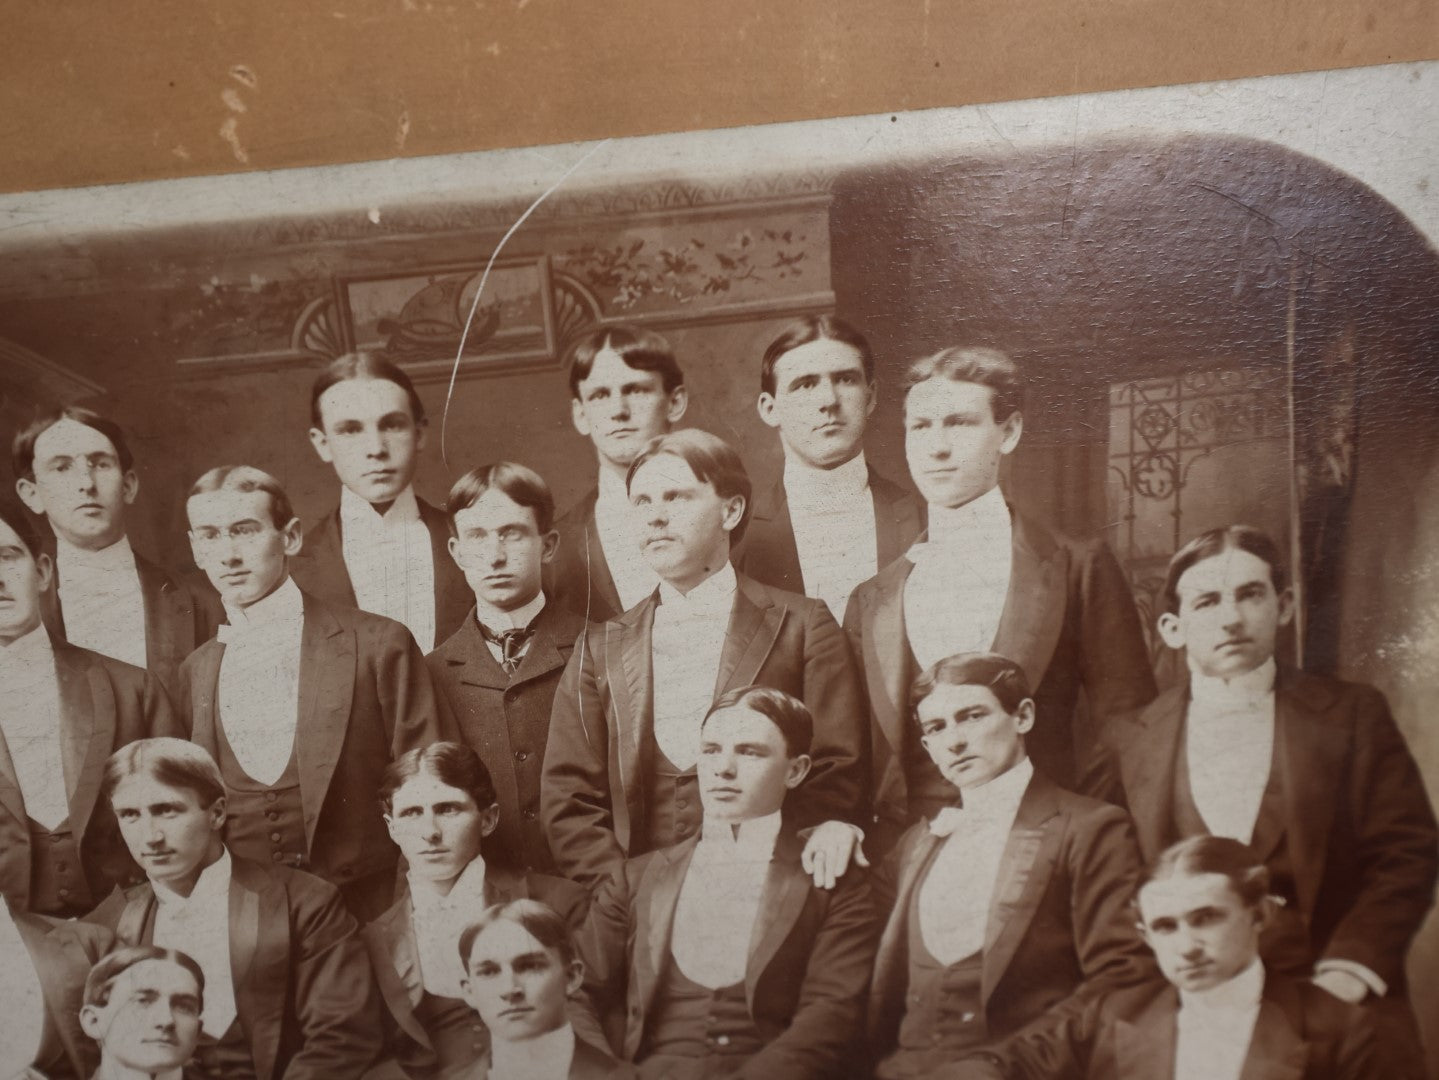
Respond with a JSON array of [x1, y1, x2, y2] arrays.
[[1012, 699, 1037, 736], [998, 411, 1024, 456], [307, 427, 334, 464], [448, 535, 464, 570], [785, 753, 813, 790], [540, 530, 560, 565], [756, 392, 780, 429], [665, 385, 689, 426], [121, 470, 140, 507], [208, 796, 228, 833], [1156, 611, 1186, 651], [719, 495, 746, 534], [280, 518, 305, 557], [14, 476, 43, 516], [570, 397, 592, 439], [34, 551, 54, 594], [78, 1003, 105, 1041], [565, 958, 585, 998], [480, 804, 501, 838], [1275, 587, 1296, 628]]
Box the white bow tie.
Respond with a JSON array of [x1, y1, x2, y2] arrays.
[[928, 807, 969, 837]]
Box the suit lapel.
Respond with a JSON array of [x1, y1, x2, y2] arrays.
[[1238, 978, 1309, 1080], [860, 558, 915, 766], [1123, 689, 1186, 859], [744, 833, 810, 1008], [300, 510, 359, 607], [715, 577, 784, 695], [509, 606, 575, 687], [746, 478, 804, 593], [981, 774, 1062, 1004], [186, 640, 226, 756], [581, 498, 623, 619], [231, 858, 285, 1080], [295, 599, 356, 851], [20, 914, 93, 1077], [1114, 987, 1179, 1080], [363, 895, 432, 1047], [1274, 673, 1344, 920], [53, 641, 114, 841], [870, 471, 924, 567], [992, 513, 1068, 691], [453, 617, 512, 692], [876, 828, 946, 982], [637, 842, 696, 1022], [134, 553, 188, 680]]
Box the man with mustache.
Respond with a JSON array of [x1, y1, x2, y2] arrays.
[[844, 346, 1155, 853], [542, 429, 868, 891], [735, 315, 923, 623], [79, 946, 206, 1080], [577, 686, 878, 1078], [546, 326, 689, 623], [292, 352, 469, 651], [1088, 525, 1438, 1079], [12, 405, 220, 699], [88, 737, 384, 1078], [0, 500, 179, 917], [866, 651, 1150, 1077], [179, 464, 453, 919]]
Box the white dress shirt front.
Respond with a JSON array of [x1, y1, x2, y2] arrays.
[[1186, 658, 1277, 846], [593, 468, 660, 613], [475, 592, 546, 667], [650, 564, 737, 770], [671, 811, 782, 989], [903, 486, 1013, 670], [152, 849, 237, 1037], [783, 450, 879, 622], [489, 1022, 576, 1080], [55, 534, 148, 669], [0, 624, 70, 829], [0, 903, 47, 1070], [217, 577, 306, 786], [1174, 959, 1265, 1080], [918, 757, 1033, 964], [341, 485, 436, 650], [409, 855, 489, 999]]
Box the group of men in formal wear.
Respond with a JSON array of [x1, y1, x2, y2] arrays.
[[0, 313, 1434, 1079]]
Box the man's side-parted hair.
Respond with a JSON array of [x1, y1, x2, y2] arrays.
[[566, 324, 684, 398], [101, 738, 226, 811], [186, 465, 296, 532], [759, 314, 876, 396], [704, 684, 815, 758], [0, 499, 43, 560], [1141, 835, 1271, 911], [379, 742, 499, 816], [624, 428, 752, 546], [310, 351, 427, 430], [457, 898, 578, 973], [1162, 524, 1289, 614], [446, 462, 556, 536], [11, 404, 135, 481], [909, 651, 1033, 723], [902, 346, 1025, 423], [84, 945, 205, 1009]]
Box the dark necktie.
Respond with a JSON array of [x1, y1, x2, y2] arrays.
[[480, 624, 534, 675]]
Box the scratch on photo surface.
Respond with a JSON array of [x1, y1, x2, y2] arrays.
[[219, 116, 249, 165], [396, 109, 411, 152], [440, 138, 613, 464]]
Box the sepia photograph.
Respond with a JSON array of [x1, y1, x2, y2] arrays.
[[0, 55, 1434, 1079]]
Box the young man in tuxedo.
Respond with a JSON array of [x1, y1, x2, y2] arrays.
[[577, 685, 879, 1079], [179, 464, 454, 918], [0, 895, 115, 1079], [12, 405, 220, 698], [968, 836, 1377, 1080], [734, 315, 923, 622], [541, 429, 868, 891], [79, 946, 205, 1080], [844, 346, 1155, 851], [546, 325, 689, 623], [0, 500, 179, 917], [427, 462, 588, 873], [363, 742, 593, 1079], [455, 900, 628, 1080], [88, 737, 384, 1078], [866, 652, 1150, 1078], [291, 351, 469, 651], [1088, 524, 1438, 1079]]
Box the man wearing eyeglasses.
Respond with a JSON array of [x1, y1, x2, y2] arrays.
[[179, 464, 455, 921], [425, 462, 588, 874]]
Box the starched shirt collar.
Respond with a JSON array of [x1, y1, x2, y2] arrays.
[[924, 484, 1010, 550], [475, 592, 546, 635], [340, 482, 420, 531], [489, 1022, 576, 1080], [596, 466, 630, 509], [1190, 657, 1277, 711], [657, 561, 737, 612], [1180, 958, 1266, 1013], [152, 848, 231, 911], [929, 755, 1034, 835], [408, 853, 488, 917], [698, 808, 783, 856], [56, 532, 136, 571], [221, 574, 305, 631], [0, 621, 54, 674], [783, 449, 871, 511]]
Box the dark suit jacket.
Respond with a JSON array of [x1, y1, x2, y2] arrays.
[[546, 488, 624, 624], [362, 863, 591, 1079], [89, 853, 384, 1080], [578, 827, 879, 1078], [843, 507, 1156, 834], [178, 590, 456, 895], [868, 769, 1151, 1060], [542, 571, 868, 888], [445, 1037, 629, 1080], [38, 540, 222, 702], [0, 637, 180, 912], [290, 496, 471, 647], [1088, 669, 1439, 993], [977, 972, 1377, 1080], [12, 909, 114, 1080], [426, 601, 590, 872], [732, 469, 924, 596]]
